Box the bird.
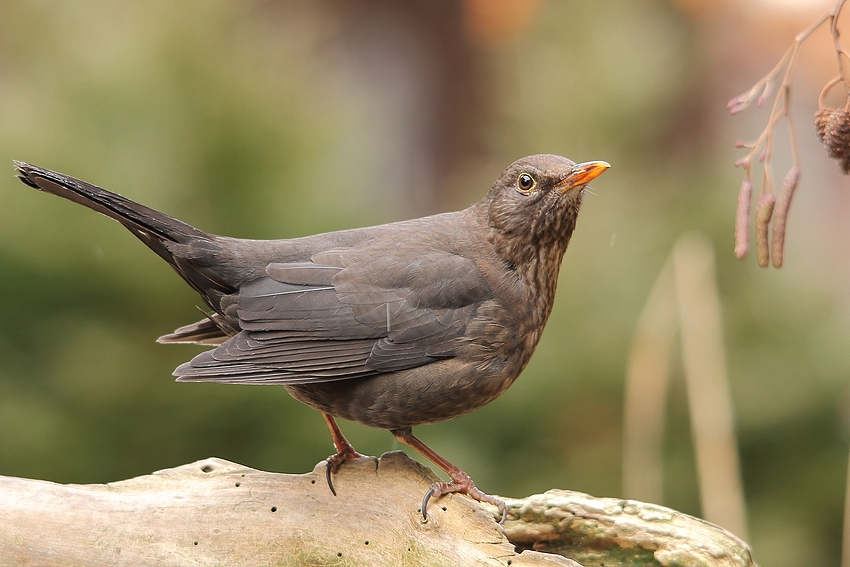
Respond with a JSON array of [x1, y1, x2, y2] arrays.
[[13, 154, 608, 522]]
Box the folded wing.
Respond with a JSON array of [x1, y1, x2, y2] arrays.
[[174, 248, 491, 384]]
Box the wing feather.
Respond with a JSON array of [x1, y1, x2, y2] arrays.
[[173, 246, 493, 384]]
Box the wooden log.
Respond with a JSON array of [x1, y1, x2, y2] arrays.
[[500, 491, 756, 567], [0, 451, 756, 566]]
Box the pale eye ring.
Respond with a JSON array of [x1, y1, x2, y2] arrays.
[[517, 173, 536, 192]]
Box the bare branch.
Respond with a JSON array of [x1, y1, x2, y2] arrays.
[[729, 0, 848, 267]]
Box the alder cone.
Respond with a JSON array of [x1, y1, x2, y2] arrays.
[[814, 108, 850, 173]]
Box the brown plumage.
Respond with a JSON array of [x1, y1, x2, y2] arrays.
[[14, 154, 608, 521]]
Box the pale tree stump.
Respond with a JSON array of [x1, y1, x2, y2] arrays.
[[0, 451, 757, 566]]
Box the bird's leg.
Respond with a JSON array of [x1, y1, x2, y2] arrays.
[[322, 413, 365, 495], [391, 427, 506, 523]]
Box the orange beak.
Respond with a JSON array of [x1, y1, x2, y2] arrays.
[[557, 161, 610, 193]]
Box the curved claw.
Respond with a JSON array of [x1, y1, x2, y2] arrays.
[[421, 486, 436, 521], [420, 480, 506, 524], [325, 461, 337, 496], [323, 446, 366, 496]]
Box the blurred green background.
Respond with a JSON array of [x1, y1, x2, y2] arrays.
[[1, 1, 849, 565]]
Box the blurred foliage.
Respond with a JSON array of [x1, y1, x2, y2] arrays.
[[1, 1, 849, 566]]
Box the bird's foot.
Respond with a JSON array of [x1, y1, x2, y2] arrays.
[[422, 469, 507, 524], [321, 413, 367, 496], [324, 444, 366, 496], [390, 427, 506, 524]]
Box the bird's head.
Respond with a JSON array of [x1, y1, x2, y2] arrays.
[[483, 154, 609, 272]]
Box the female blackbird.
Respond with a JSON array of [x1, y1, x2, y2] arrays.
[[14, 155, 608, 521]]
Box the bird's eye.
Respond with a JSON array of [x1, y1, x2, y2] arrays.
[[517, 173, 536, 192]]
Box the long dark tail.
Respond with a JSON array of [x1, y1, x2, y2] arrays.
[[14, 161, 235, 309]]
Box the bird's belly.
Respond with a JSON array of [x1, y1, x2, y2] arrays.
[[284, 357, 518, 430]]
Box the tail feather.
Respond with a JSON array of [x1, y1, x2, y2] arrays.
[[14, 161, 236, 315], [14, 161, 208, 250], [157, 311, 235, 345]]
